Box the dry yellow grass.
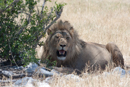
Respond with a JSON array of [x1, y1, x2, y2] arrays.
[[44, 0, 130, 64], [60, 0, 130, 55], [4, 0, 130, 87], [44, 0, 130, 87], [50, 71, 130, 87]]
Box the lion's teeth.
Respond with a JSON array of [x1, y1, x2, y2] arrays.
[[59, 50, 65, 55], [63, 51, 65, 55], [59, 51, 61, 54]]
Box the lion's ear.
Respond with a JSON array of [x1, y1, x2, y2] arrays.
[[64, 21, 69, 24], [47, 28, 52, 35], [58, 20, 63, 25], [70, 27, 74, 33]]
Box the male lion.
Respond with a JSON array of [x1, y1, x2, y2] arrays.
[[41, 20, 124, 73]]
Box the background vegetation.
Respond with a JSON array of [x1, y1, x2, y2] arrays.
[[0, 0, 65, 66], [1, 0, 130, 87]]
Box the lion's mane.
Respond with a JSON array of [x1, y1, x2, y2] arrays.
[[41, 20, 83, 65]]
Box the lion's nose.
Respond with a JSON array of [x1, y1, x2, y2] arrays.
[[60, 45, 66, 47]]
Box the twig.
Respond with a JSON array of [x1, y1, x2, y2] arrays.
[[0, 80, 17, 83], [16, 26, 24, 35], [44, 7, 63, 32], [17, 12, 31, 35], [9, 43, 18, 67], [8, 36, 18, 67], [33, 8, 63, 49], [2, 72, 32, 79], [33, 8, 54, 41], [44, 7, 53, 28], [41, 0, 46, 17], [8, 43, 18, 67], [36, 4, 40, 16], [26, 10, 31, 25]]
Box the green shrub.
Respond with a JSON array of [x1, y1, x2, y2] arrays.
[[0, 0, 66, 66]]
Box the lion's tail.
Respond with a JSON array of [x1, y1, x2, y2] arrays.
[[106, 43, 124, 68]]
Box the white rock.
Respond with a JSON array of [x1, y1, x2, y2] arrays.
[[35, 81, 50, 87], [36, 68, 53, 76], [113, 67, 126, 76], [13, 77, 50, 87], [25, 63, 38, 73], [2, 70, 14, 76], [14, 77, 35, 87]]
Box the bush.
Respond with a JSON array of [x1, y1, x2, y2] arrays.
[[0, 0, 66, 66]]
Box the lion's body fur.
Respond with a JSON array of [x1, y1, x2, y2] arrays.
[[41, 20, 124, 72]]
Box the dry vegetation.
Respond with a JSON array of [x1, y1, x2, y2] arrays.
[[51, 72, 130, 87], [58, 0, 130, 56], [45, 0, 130, 64], [3, 0, 130, 87], [45, 0, 130, 87]]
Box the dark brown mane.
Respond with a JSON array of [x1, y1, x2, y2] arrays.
[[41, 20, 82, 64]]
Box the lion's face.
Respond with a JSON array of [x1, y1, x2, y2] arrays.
[[50, 30, 72, 61], [45, 20, 79, 62]]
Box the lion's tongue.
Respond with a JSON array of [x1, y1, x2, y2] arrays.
[[59, 50, 65, 55]]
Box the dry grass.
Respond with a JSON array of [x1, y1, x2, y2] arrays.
[[50, 71, 130, 87], [59, 0, 130, 56], [44, 0, 130, 63], [3, 0, 130, 87], [44, 0, 130, 87]]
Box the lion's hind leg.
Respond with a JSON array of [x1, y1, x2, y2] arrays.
[[106, 43, 124, 68]]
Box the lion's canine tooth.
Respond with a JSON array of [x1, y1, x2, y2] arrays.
[[63, 51, 65, 55], [59, 51, 61, 54]]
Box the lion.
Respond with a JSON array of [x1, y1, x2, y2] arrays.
[[41, 20, 124, 73]]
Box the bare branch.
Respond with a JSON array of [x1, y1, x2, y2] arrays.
[[41, 0, 46, 17], [33, 8, 63, 48], [42, 7, 53, 29], [17, 11, 31, 35], [36, 5, 40, 16], [13, 10, 30, 35], [8, 41, 18, 67], [17, 26, 24, 35], [44, 7, 63, 32]]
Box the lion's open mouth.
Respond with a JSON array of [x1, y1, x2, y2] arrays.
[[57, 50, 67, 57], [57, 50, 67, 60]]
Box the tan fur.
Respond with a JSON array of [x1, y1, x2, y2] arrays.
[[41, 20, 124, 72]]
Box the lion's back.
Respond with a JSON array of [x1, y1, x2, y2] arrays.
[[74, 42, 112, 71]]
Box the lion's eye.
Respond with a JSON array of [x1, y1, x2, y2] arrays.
[[66, 37, 69, 40], [55, 36, 59, 39]]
